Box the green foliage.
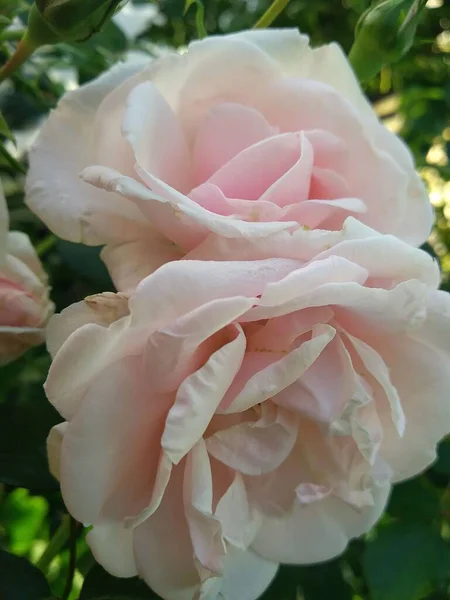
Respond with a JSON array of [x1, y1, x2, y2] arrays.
[[0, 549, 52, 599], [364, 523, 450, 600], [80, 565, 161, 599]]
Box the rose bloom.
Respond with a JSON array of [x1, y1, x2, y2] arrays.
[[46, 220, 450, 600], [26, 29, 432, 294], [0, 181, 53, 363]]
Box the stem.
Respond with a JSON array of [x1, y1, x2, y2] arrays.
[[253, 0, 290, 29], [62, 517, 78, 600], [36, 515, 71, 573], [0, 38, 35, 83], [77, 549, 95, 577], [36, 234, 57, 257]]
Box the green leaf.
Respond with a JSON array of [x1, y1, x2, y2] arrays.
[[364, 522, 450, 600], [387, 477, 441, 523], [433, 440, 450, 476], [0, 386, 61, 492], [56, 240, 114, 291], [79, 565, 161, 599], [0, 15, 12, 33], [0, 489, 48, 556], [0, 110, 15, 145], [184, 0, 207, 39], [259, 560, 352, 600], [0, 550, 51, 600]]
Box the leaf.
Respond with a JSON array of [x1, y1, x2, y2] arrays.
[[79, 565, 161, 599], [259, 560, 352, 600], [433, 440, 450, 476], [364, 522, 450, 600], [0, 550, 51, 600], [387, 477, 441, 523], [184, 0, 207, 39], [0, 110, 15, 145], [0, 15, 12, 33], [0, 489, 49, 556], [0, 383, 61, 492], [56, 240, 114, 291]]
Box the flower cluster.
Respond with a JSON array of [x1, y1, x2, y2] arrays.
[[24, 29, 450, 600], [0, 181, 53, 364]]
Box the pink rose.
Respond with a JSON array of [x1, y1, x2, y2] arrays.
[[26, 29, 433, 293], [46, 219, 450, 600], [0, 181, 53, 363]]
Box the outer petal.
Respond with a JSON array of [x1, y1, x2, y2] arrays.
[[87, 520, 137, 578], [47, 421, 68, 480], [60, 356, 170, 524], [374, 332, 450, 481], [215, 548, 278, 600], [252, 483, 390, 564], [129, 258, 299, 330], [26, 62, 150, 244], [100, 235, 183, 294], [46, 293, 129, 358], [134, 463, 201, 600]]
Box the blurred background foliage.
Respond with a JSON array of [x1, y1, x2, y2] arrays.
[[0, 0, 449, 599]]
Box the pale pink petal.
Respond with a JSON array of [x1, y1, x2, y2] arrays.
[[207, 403, 299, 476], [60, 356, 170, 524], [315, 235, 440, 288], [134, 464, 201, 600], [249, 276, 428, 328], [101, 234, 183, 294], [253, 77, 431, 244], [47, 422, 68, 481], [345, 333, 405, 436], [26, 63, 149, 245], [274, 334, 354, 423], [183, 440, 226, 575], [252, 483, 390, 564], [247, 306, 334, 353], [162, 325, 246, 463], [46, 294, 128, 359], [306, 129, 349, 173], [373, 333, 450, 481], [214, 548, 278, 600], [215, 473, 261, 549], [282, 197, 367, 231], [258, 132, 313, 207], [122, 452, 173, 531], [87, 520, 137, 577], [129, 258, 299, 330], [186, 216, 380, 263], [122, 81, 192, 193], [6, 231, 47, 285], [45, 318, 130, 420], [176, 36, 281, 141], [82, 165, 296, 247], [222, 325, 336, 414], [207, 133, 301, 201], [252, 255, 368, 316], [145, 299, 250, 394], [228, 28, 309, 75], [193, 103, 277, 184]]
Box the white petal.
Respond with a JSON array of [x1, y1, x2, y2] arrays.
[[162, 325, 246, 463], [252, 483, 390, 564], [87, 520, 137, 577]]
